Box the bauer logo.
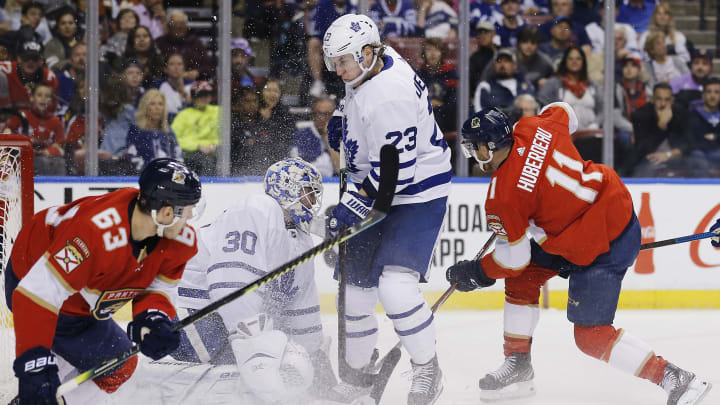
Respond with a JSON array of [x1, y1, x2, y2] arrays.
[[92, 288, 144, 320], [486, 214, 507, 237], [53, 241, 85, 274]]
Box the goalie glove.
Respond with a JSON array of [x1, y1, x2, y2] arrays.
[[711, 218, 720, 248], [445, 259, 496, 292], [328, 190, 373, 236]]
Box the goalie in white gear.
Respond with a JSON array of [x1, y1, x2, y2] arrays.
[[163, 157, 349, 404], [323, 13, 451, 405]]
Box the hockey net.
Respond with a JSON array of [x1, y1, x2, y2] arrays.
[[0, 135, 33, 403]]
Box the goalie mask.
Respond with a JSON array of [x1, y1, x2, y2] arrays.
[[323, 13, 382, 86], [461, 107, 513, 167], [264, 158, 323, 231]]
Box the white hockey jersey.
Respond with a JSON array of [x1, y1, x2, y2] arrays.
[[176, 194, 322, 351], [341, 46, 452, 205]]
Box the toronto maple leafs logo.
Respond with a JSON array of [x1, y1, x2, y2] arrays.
[[344, 139, 360, 174], [266, 271, 299, 313], [350, 22, 361, 32]]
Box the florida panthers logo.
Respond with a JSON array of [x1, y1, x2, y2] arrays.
[[350, 22, 361, 32]]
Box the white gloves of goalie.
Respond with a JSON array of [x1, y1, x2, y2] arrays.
[[230, 313, 314, 403]]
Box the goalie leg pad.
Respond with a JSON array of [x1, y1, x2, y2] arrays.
[[343, 285, 380, 369], [378, 266, 436, 365]]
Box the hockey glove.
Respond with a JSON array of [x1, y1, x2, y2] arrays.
[[13, 346, 61, 405], [127, 310, 180, 360], [327, 115, 343, 152], [711, 218, 720, 248], [328, 191, 373, 236], [446, 260, 496, 292]]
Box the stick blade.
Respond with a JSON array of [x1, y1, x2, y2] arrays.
[[373, 145, 399, 214], [369, 347, 402, 403]]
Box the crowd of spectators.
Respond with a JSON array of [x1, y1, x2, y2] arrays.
[[0, 0, 717, 177]]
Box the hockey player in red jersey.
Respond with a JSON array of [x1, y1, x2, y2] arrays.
[[4, 158, 201, 405], [446, 104, 712, 405]]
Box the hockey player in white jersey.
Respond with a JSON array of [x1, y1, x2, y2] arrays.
[[164, 157, 351, 404], [323, 13, 452, 405]]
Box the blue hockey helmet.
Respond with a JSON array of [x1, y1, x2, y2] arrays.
[[138, 158, 202, 217], [461, 107, 513, 163], [264, 157, 323, 231]]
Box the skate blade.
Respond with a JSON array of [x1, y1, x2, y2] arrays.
[[679, 378, 712, 405], [479, 380, 536, 403]]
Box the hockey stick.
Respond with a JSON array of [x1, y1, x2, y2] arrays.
[[640, 231, 717, 250], [368, 232, 497, 403], [53, 145, 399, 400], [337, 151, 349, 382]]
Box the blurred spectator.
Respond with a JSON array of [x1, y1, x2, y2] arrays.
[[370, 0, 418, 38], [670, 49, 713, 110], [43, 9, 80, 71], [156, 10, 212, 81], [120, 57, 146, 105], [259, 78, 294, 140], [627, 82, 687, 176], [638, 2, 690, 63], [473, 48, 535, 113], [469, 20, 498, 92], [469, 0, 501, 36], [538, 46, 603, 129], [64, 79, 106, 175], [56, 42, 85, 118], [615, 55, 648, 146], [231, 37, 258, 88], [417, 38, 457, 132], [642, 30, 688, 89], [120, 25, 164, 87], [685, 78, 720, 176], [539, 0, 592, 55], [1, 3, 42, 50], [585, 2, 639, 55], [5, 82, 65, 174], [417, 0, 458, 39], [8, 1, 52, 44], [268, 1, 307, 78], [230, 86, 263, 175], [131, 0, 164, 39], [235, 80, 294, 175], [306, 0, 357, 98], [171, 81, 219, 176], [100, 8, 139, 67], [290, 96, 339, 177], [494, 0, 525, 48], [99, 74, 135, 160], [0, 40, 59, 111], [507, 93, 539, 124], [539, 17, 574, 66], [515, 26, 554, 88], [153, 52, 193, 122], [126, 89, 182, 172], [617, 0, 656, 34]]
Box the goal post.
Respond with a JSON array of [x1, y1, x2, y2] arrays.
[[0, 134, 34, 403]]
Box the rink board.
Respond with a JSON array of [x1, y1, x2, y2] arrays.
[[33, 177, 720, 315]]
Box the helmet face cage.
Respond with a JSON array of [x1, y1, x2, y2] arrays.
[[264, 158, 324, 230], [323, 14, 381, 75]]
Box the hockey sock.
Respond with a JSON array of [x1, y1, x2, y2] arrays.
[[503, 302, 540, 356], [574, 325, 666, 382], [378, 266, 436, 365], [343, 285, 380, 369]]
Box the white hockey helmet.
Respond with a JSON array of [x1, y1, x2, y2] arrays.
[[264, 157, 323, 231], [322, 13, 382, 86]]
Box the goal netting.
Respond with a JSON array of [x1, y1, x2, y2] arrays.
[[0, 135, 33, 404]]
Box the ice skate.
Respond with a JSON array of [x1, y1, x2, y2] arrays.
[[478, 352, 536, 402], [660, 362, 712, 405], [407, 355, 443, 405]]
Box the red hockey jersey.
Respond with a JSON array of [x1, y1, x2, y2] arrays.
[[480, 102, 634, 279], [6, 108, 65, 156], [10, 188, 198, 355], [0, 61, 59, 111]]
